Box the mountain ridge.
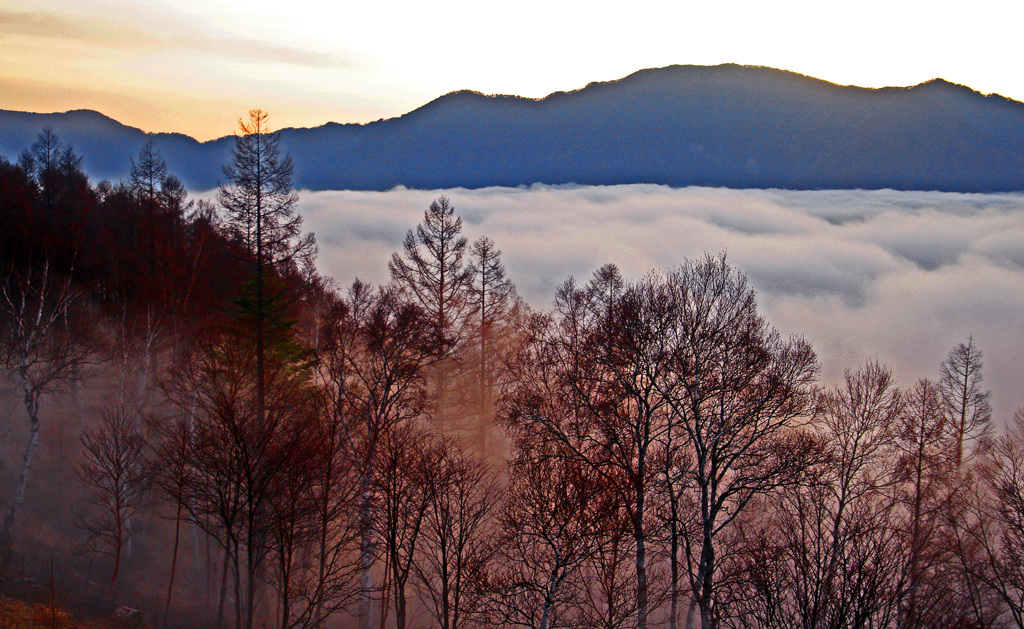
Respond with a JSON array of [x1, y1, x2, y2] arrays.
[[2, 64, 1023, 192]]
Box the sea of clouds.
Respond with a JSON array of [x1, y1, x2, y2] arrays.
[[296, 184, 1024, 422]]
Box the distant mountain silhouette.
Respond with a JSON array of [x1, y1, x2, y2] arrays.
[[3, 64, 1024, 192]]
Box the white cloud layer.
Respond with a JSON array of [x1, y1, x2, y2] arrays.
[[298, 185, 1024, 423]]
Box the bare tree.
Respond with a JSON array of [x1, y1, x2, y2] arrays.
[[269, 378, 362, 629], [166, 317, 316, 629], [372, 423, 435, 629], [476, 436, 609, 628], [389, 196, 472, 429], [153, 414, 194, 627], [804, 362, 904, 628], [414, 437, 499, 629], [730, 362, 906, 629], [19, 127, 63, 212], [467, 235, 518, 453], [219, 109, 315, 275], [76, 402, 150, 589], [316, 281, 436, 629], [577, 502, 644, 629], [894, 379, 953, 628], [938, 471, 1005, 629], [0, 261, 90, 550], [163, 347, 242, 629], [219, 111, 317, 545], [959, 409, 1024, 626], [547, 265, 675, 629], [263, 389, 361, 629], [939, 336, 992, 469], [659, 254, 820, 629], [502, 256, 819, 629], [108, 302, 162, 409], [655, 393, 697, 629]]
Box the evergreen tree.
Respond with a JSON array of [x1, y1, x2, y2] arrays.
[[218, 107, 316, 444], [128, 139, 168, 278]]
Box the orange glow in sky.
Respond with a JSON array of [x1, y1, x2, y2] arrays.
[[4, 0, 1023, 140]]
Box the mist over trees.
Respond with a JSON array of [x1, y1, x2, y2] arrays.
[[0, 119, 1023, 629]]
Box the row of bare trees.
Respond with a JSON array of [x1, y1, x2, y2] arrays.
[[0, 115, 518, 628], [147, 277, 506, 629], [41, 250, 1024, 629], [494, 258, 1024, 629], [496, 256, 820, 629], [725, 342, 1011, 629], [3, 114, 1024, 629], [389, 197, 521, 447]]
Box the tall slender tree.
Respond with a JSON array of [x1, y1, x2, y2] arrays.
[[414, 437, 499, 629], [316, 281, 436, 629], [467, 235, 517, 452], [389, 196, 472, 429], [372, 423, 436, 629], [153, 415, 193, 628], [219, 108, 316, 467], [215, 112, 316, 627], [895, 379, 952, 627], [20, 127, 63, 213], [938, 336, 992, 469], [956, 410, 1024, 627], [0, 261, 90, 550], [129, 139, 168, 280]]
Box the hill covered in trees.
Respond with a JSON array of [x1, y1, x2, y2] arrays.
[[3, 64, 1024, 193]]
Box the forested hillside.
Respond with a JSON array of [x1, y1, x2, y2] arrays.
[[1, 115, 1023, 629], [3, 64, 1024, 193]]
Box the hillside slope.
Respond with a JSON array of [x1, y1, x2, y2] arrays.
[[3, 64, 1023, 192]]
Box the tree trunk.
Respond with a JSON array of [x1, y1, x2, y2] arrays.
[[280, 556, 291, 629], [636, 528, 649, 629], [200, 526, 209, 613], [111, 499, 124, 591], [0, 373, 39, 551], [358, 476, 375, 629], [216, 544, 230, 629], [698, 525, 716, 629], [233, 543, 243, 629], [163, 500, 183, 628], [477, 302, 488, 454], [125, 514, 134, 561], [395, 581, 407, 629], [539, 563, 562, 629], [3, 381, 17, 452], [439, 544, 451, 629], [684, 597, 700, 629], [246, 537, 259, 629], [905, 436, 926, 628], [956, 376, 968, 469], [315, 458, 333, 626], [435, 364, 446, 431], [669, 525, 679, 629]]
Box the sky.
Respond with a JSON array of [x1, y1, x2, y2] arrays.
[[292, 185, 1024, 424], [4, 0, 1024, 140]]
